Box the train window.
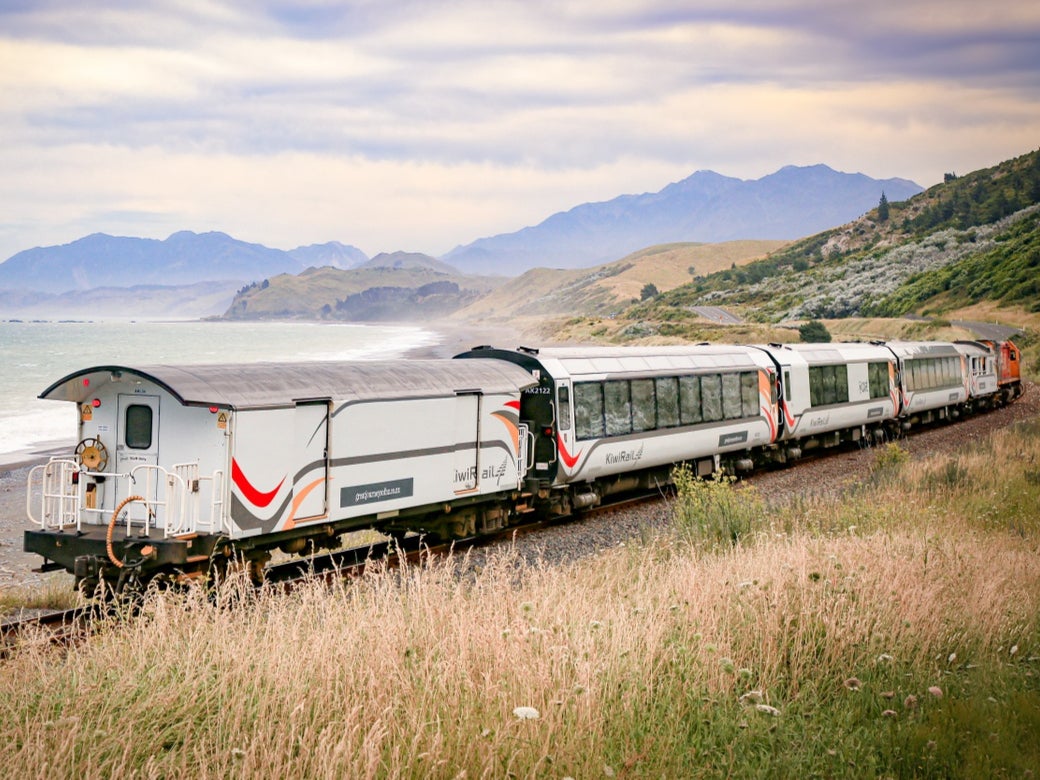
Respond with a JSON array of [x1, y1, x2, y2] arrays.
[[604, 380, 632, 437], [907, 361, 920, 391], [927, 360, 939, 388], [679, 375, 702, 425], [837, 367, 850, 402], [701, 374, 723, 422], [631, 379, 655, 432], [783, 371, 791, 402], [656, 377, 680, 428], [125, 404, 153, 450], [741, 371, 759, 418], [868, 362, 889, 399], [557, 385, 571, 431], [809, 365, 849, 406], [574, 383, 604, 440], [722, 373, 743, 419]]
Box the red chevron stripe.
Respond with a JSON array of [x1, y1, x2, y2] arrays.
[[232, 458, 285, 508], [557, 435, 581, 469]]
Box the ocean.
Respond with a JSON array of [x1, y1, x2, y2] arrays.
[[0, 320, 438, 461]]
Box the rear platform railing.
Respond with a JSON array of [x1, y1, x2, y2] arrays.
[[27, 459, 80, 530], [28, 458, 227, 538]]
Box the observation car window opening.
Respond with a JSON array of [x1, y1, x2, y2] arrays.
[[604, 380, 631, 437], [656, 376, 680, 428], [721, 374, 743, 420], [125, 404, 153, 450], [679, 375, 702, 425], [631, 379, 655, 433], [701, 374, 723, 422]]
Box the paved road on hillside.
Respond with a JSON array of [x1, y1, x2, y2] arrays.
[[952, 320, 1024, 341], [690, 306, 743, 324]]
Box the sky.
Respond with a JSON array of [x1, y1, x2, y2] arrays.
[[1, 0, 1039, 263]]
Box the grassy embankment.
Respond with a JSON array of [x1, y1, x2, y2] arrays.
[[2, 421, 1039, 777]]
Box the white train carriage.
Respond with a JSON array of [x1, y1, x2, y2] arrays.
[[456, 345, 779, 510], [755, 342, 898, 452], [954, 340, 1001, 409], [884, 341, 969, 427], [25, 359, 536, 585]]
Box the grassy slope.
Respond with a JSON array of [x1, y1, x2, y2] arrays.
[[452, 239, 786, 327], [2, 418, 1038, 777]]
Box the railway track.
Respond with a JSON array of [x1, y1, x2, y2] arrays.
[[0, 606, 91, 657]]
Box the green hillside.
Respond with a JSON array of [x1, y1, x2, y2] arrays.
[[630, 148, 1040, 324], [865, 206, 1040, 315]]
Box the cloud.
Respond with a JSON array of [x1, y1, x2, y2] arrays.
[[0, 0, 1038, 261]]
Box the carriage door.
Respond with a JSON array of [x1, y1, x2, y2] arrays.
[[115, 394, 160, 512], [454, 393, 480, 494], [293, 402, 329, 521]]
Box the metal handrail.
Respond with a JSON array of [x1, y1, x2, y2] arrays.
[[27, 459, 79, 530], [28, 459, 226, 537]]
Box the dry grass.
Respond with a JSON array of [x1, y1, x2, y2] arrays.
[[2, 424, 1039, 777]]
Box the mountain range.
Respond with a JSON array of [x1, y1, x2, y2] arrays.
[[0, 232, 366, 296], [443, 164, 922, 274], [0, 164, 921, 309]]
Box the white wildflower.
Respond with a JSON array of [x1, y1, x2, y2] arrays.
[[739, 690, 764, 705], [512, 706, 540, 720], [755, 704, 780, 716]]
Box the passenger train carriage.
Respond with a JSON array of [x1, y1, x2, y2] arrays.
[[752, 342, 899, 453], [23, 338, 1022, 592], [456, 345, 781, 511]]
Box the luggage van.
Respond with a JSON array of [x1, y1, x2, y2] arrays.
[[24, 360, 535, 589]]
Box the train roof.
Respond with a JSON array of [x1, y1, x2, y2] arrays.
[[39, 359, 538, 410], [880, 341, 961, 358], [478, 344, 771, 378], [755, 342, 896, 364]]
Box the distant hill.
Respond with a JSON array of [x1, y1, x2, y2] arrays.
[[360, 251, 462, 275], [0, 231, 369, 295], [451, 240, 787, 324], [443, 165, 922, 275], [287, 241, 368, 269], [223, 259, 501, 321], [630, 148, 1040, 324]]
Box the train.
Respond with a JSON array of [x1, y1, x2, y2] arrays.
[[23, 338, 1023, 593]]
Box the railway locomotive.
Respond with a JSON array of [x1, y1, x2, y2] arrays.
[[24, 338, 1022, 592]]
